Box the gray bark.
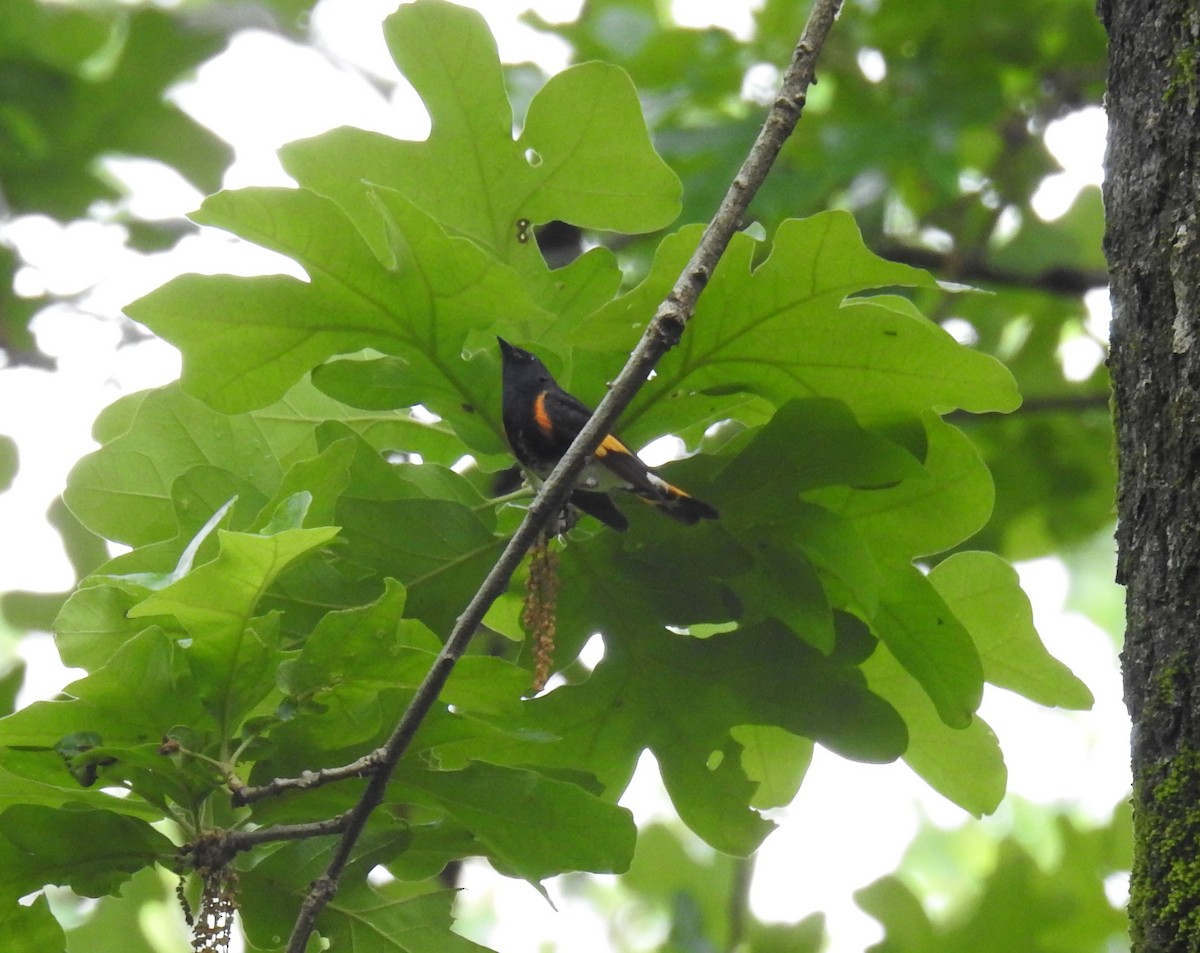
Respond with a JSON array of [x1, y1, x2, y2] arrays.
[[1103, 1, 1200, 950]]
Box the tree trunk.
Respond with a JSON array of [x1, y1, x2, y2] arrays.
[[1103, 1, 1200, 950]]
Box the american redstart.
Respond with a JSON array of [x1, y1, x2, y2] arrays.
[[498, 337, 719, 532]]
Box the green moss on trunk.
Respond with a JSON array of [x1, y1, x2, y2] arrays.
[[1131, 749, 1200, 951]]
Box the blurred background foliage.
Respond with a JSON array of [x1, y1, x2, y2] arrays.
[[0, 0, 1122, 950]]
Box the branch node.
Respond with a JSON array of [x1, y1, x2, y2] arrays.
[[307, 875, 338, 906]]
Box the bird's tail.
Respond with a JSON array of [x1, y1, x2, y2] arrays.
[[635, 475, 719, 525], [594, 433, 719, 526]]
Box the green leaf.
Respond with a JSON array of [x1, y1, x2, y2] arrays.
[[64, 384, 284, 546], [526, 2, 745, 104], [789, 503, 884, 621], [64, 379, 447, 549], [319, 881, 493, 953], [732, 725, 813, 810], [239, 837, 490, 953], [0, 627, 210, 751], [929, 552, 1093, 709], [0, 893, 65, 953], [711, 399, 926, 503], [811, 413, 996, 563], [990, 185, 1107, 278], [127, 186, 542, 434], [259, 581, 529, 785], [273, 581, 439, 751], [518, 59, 682, 230], [872, 564, 983, 730], [53, 580, 160, 671], [555, 215, 1018, 442], [749, 917, 827, 953], [61, 864, 184, 953], [437, 618, 906, 856], [0, 661, 23, 718], [302, 430, 502, 634], [695, 398, 922, 647], [0, 749, 159, 818], [0, 591, 66, 634], [395, 761, 637, 881], [858, 816, 1128, 952], [0, 4, 231, 221], [297, 588, 524, 718], [968, 400, 1115, 561], [0, 632, 223, 815], [281, 0, 679, 270], [0, 434, 16, 492], [0, 805, 173, 902], [126, 519, 337, 648], [47, 495, 108, 578], [863, 645, 1005, 816], [125, 514, 338, 735], [855, 876, 936, 953], [726, 544, 833, 652], [621, 822, 743, 950]]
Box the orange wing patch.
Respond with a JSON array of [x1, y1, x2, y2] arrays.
[[596, 434, 632, 458], [533, 392, 554, 434]]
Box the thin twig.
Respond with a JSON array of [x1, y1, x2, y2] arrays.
[[280, 3, 845, 950], [874, 241, 1109, 296], [231, 753, 378, 807], [223, 815, 351, 851], [184, 814, 351, 871]]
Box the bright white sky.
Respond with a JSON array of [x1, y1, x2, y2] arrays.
[[0, 2, 1123, 951]]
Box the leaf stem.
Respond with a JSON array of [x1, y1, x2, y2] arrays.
[[476, 486, 534, 512]]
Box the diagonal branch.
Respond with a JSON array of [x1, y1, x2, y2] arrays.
[[278, 2, 846, 950]]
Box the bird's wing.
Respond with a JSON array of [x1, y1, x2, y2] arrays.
[[537, 387, 598, 453]]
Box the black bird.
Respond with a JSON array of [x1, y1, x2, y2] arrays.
[[498, 337, 719, 532]]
